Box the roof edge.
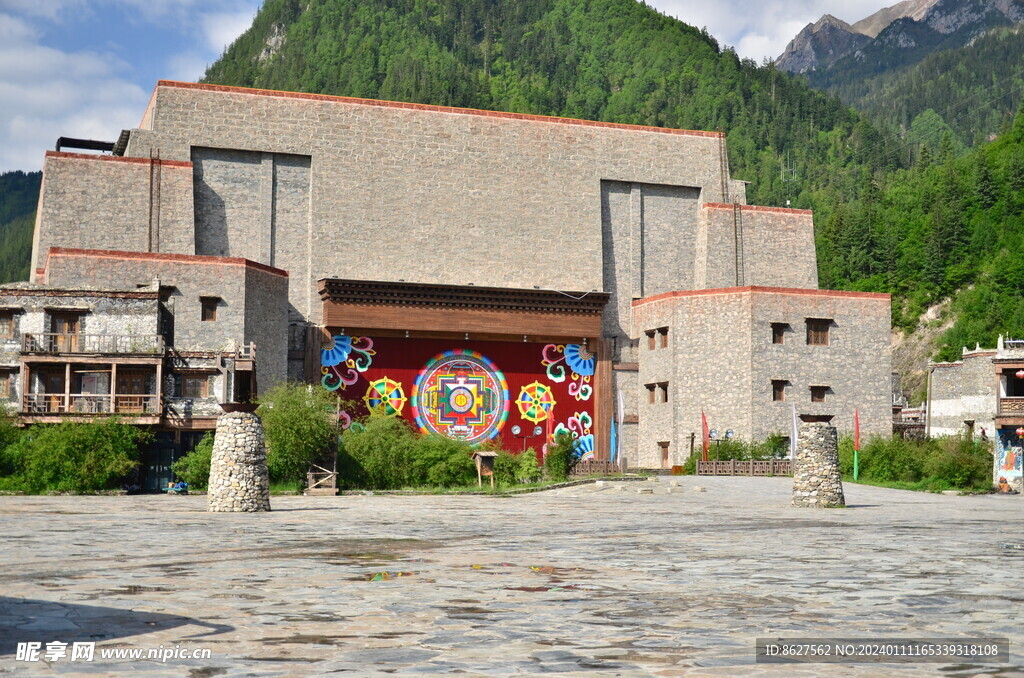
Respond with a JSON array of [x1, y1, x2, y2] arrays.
[[155, 80, 725, 140], [632, 286, 891, 307]]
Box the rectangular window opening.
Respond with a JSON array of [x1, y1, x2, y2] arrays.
[[771, 322, 789, 345], [806, 318, 832, 346], [658, 382, 669, 403], [646, 330, 656, 351], [200, 297, 220, 322], [772, 380, 787, 402], [646, 383, 656, 404], [0, 312, 13, 339], [810, 385, 829, 403], [658, 327, 669, 348], [183, 375, 210, 399]]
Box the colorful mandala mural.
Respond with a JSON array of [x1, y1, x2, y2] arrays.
[[411, 349, 509, 444], [363, 377, 407, 417], [321, 335, 376, 391], [517, 381, 557, 424], [542, 343, 595, 401], [554, 411, 595, 461]]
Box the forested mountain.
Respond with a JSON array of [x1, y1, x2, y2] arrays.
[[823, 26, 1024, 148], [0, 171, 40, 284]]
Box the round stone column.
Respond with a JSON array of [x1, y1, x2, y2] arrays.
[[207, 411, 271, 512], [792, 422, 845, 508]]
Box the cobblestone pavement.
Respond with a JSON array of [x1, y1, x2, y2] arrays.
[[0, 477, 1021, 677]]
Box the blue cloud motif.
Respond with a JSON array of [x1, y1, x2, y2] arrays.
[[572, 434, 594, 460], [321, 335, 353, 367], [564, 344, 596, 377]]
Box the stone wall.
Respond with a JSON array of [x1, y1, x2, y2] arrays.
[[792, 422, 844, 508], [630, 287, 891, 466], [42, 249, 289, 388], [207, 411, 270, 512], [928, 352, 997, 437], [121, 81, 731, 323], [31, 153, 194, 277]]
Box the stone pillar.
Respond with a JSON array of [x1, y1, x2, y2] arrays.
[[207, 411, 271, 512], [792, 422, 845, 508]]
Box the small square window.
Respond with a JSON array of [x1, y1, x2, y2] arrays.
[[182, 375, 209, 399], [810, 385, 828, 403], [772, 380, 787, 402], [771, 323, 789, 345], [806, 318, 831, 346], [200, 297, 219, 322]]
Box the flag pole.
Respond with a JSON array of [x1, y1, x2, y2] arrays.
[[853, 408, 861, 481]]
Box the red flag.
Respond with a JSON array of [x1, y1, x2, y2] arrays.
[[701, 410, 710, 462], [854, 409, 861, 451]]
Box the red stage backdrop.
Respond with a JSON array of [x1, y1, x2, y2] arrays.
[[320, 335, 596, 457]]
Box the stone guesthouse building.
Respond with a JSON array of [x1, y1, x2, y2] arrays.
[[2, 80, 892, 481], [926, 336, 1024, 491]]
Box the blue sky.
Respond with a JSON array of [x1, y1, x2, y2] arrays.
[[0, 0, 889, 173]]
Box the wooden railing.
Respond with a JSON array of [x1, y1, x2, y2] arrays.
[[998, 397, 1024, 416], [22, 393, 160, 415], [697, 459, 793, 476], [22, 333, 164, 355], [570, 460, 626, 476]]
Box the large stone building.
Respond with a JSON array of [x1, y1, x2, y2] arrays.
[[13, 80, 891, 475], [926, 336, 1024, 491]]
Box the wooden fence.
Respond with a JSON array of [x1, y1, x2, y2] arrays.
[[697, 459, 792, 476], [571, 460, 626, 476]]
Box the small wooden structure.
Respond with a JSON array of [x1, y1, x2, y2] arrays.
[[472, 450, 498, 488]]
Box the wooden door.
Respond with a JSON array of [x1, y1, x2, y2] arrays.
[[50, 313, 80, 352], [116, 371, 147, 413], [44, 371, 65, 412]]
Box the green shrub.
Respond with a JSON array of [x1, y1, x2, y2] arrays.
[[257, 382, 337, 484], [170, 433, 213, 489], [516, 448, 542, 483], [544, 433, 576, 481], [0, 419, 149, 493], [840, 434, 992, 490], [340, 415, 417, 489], [411, 435, 476, 488], [492, 450, 519, 486]]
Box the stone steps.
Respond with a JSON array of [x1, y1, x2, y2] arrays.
[[305, 487, 338, 496]]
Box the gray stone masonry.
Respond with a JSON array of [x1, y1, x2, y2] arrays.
[[792, 422, 845, 508], [207, 412, 271, 512]]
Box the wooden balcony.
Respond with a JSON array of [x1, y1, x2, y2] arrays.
[[997, 397, 1024, 416], [21, 393, 161, 420], [21, 333, 164, 355]]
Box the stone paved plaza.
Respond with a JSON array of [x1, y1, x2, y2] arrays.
[[0, 476, 1021, 677]]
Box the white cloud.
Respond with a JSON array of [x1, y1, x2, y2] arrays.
[[648, 0, 894, 60], [201, 9, 257, 54], [0, 12, 148, 171]]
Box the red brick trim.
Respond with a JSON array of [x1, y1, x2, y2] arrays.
[[45, 151, 192, 169], [45, 248, 288, 278], [155, 80, 724, 139], [702, 203, 814, 216], [632, 286, 890, 307]]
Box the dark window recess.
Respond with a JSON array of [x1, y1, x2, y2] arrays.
[[646, 383, 656, 404], [772, 380, 787, 402], [658, 382, 669, 403], [810, 386, 828, 403], [806, 318, 831, 346], [659, 441, 670, 465], [183, 375, 209, 399], [771, 323, 789, 345], [646, 330, 656, 350], [658, 327, 669, 348], [200, 297, 219, 322]]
